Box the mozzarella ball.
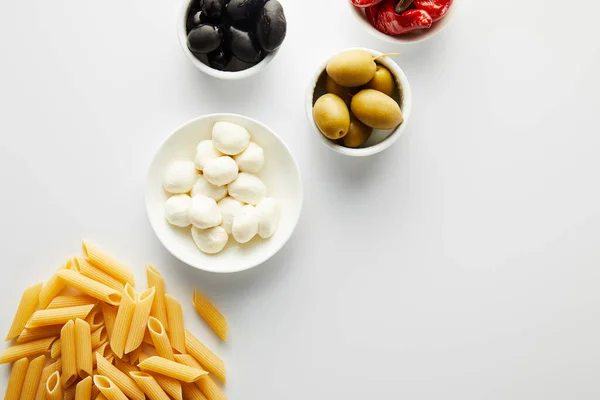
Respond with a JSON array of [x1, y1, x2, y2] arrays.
[[256, 197, 281, 238], [232, 205, 259, 244], [191, 175, 227, 202], [194, 140, 223, 171], [164, 160, 197, 194], [164, 194, 192, 227], [191, 226, 229, 254], [212, 122, 251, 155], [227, 172, 267, 205], [234, 142, 264, 173], [203, 156, 239, 187], [218, 197, 244, 234], [187, 195, 222, 229]]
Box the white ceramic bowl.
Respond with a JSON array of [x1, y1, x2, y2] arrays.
[[178, 0, 281, 80], [348, 1, 456, 44], [305, 48, 412, 157], [146, 114, 303, 273]]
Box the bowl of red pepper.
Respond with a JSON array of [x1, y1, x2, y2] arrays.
[[349, 0, 455, 44]]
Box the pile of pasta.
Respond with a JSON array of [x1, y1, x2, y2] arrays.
[[1, 241, 228, 400]]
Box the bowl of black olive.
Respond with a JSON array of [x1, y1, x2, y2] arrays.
[[180, 0, 287, 79]]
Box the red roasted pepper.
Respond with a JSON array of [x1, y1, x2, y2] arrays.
[[413, 0, 453, 22], [375, 0, 432, 35], [351, 0, 383, 8], [365, 3, 382, 26]]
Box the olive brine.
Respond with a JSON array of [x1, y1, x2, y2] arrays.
[[186, 0, 287, 72]]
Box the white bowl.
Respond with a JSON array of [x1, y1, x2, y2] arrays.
[[177, 0, 281, 80], [305, 48, 412, 157], [146, 114, 303, 273], [348, 1, 456, 44]]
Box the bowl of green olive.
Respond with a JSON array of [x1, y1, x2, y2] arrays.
[[305, 48, 412, 157]]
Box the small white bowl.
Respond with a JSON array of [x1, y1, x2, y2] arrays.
[[305, 48, 412, 157], [146, 114, 303, 273], [348, 1, 456, 44], [177, 0, 281, 80]]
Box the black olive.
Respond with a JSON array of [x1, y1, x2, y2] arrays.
[[256, 0, 286, 52], [226, 0, 267, 22], [227, 27, 263, 63], [202, 0, 227, 20], [187, 24, 223, 54], [207, 47, 233, 70], [187, 10, 210, 32]]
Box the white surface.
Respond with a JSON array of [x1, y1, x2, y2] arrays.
[[0, 0, 599, 398], [146, 114, 302, 272], [306, 47, 413, 156]]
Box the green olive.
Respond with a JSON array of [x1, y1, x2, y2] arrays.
[[364, 65, 396, 97], [325, 75, 352, 102], [351, 89, 403, 130], [326, 50, 377, 88], [340, 116, 373, 148], [313, 94, 351, 140]]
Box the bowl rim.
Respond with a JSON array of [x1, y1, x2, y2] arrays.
[[177, 0, 279, 80], [305, 47, 412, 157], [347, 0, 456, 44], [145, 113, 304, 273]]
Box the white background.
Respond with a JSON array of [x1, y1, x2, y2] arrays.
[[1, 0, 600, 398]]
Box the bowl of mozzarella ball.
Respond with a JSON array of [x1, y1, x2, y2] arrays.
[[146, 114, 303, 273]]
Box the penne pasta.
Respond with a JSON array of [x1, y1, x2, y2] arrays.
[[143, 328, 153, 345], [65, 385, 77, 400], [39, 261, 71, 309], [5, 282, 44, 341], [85, 310, 105, 331], [192, 289, 228, 342], [75, 318, 93, 378], [138, 356, 208, 382], [96, 353, 145, 400], [61, 319, 78, 387], [91, 326, 108, 349], [34, 359, 61, 400], [95, 394, 107, 400], [110, 283, 136, 358], [152, 374, 183, 400], [183, 382, 209, 400], [165, 294, 186, 354], [0, 336, 56, 364], [129, 371, 171, 400], [50, 338, 61, 358], [82, 241, 135, 286], [75, 376, 93, 400], [75, 257, 125, 292], [101, 303, 117, 339], [185, 329, 226, 383], [25, 304, 95, 329], [129, 345, 144, 364], [45, 371, 63, 400], [47, 294, 98, 310], [17, 325, 62, 344], [146, 265, 168, 330], [92, 386, 101, 399], [20, 354, 46, 400], [92, 342, 109, 368], [5, 357, 29, 400], [124, 287, 155, 354], [56, 269, 122, 306], [93, 375, 129, 400], [115, 357, 139, 374], [138, 351, 150, 363], [174, 354, 226, 400], [147, 317, 175, 360]]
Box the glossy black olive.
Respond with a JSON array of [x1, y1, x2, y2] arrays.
[[256, 0, 286, 52], [207, 47, 233, 70], [187, 24, 223, 54], [226, 0, 267, 22], [202, 0, 227, 20], [228, 27, 263, 63], [187, 10, 210, 32]]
